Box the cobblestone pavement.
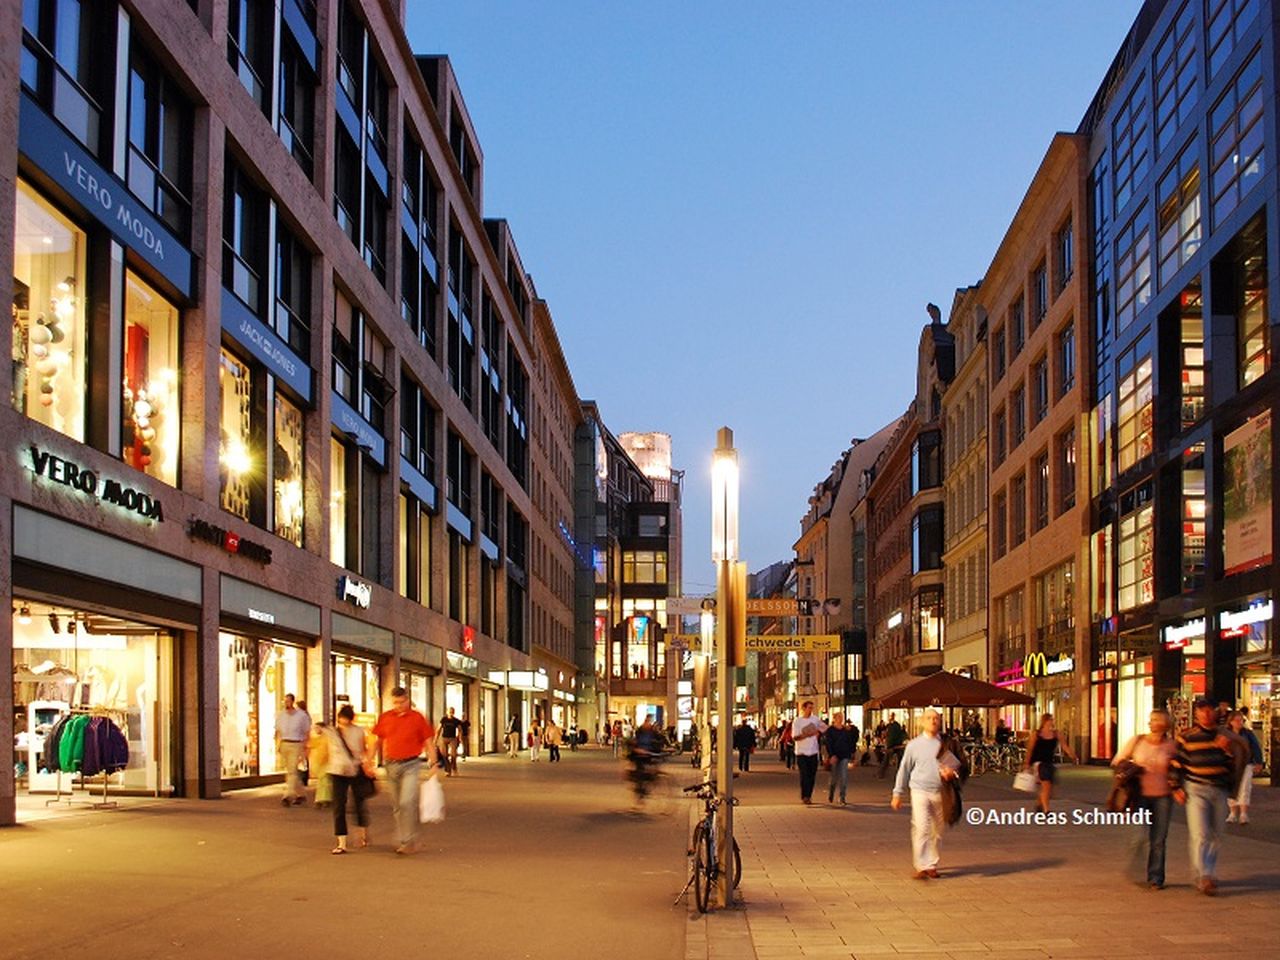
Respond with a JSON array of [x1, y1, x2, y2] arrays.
[[686, 752, 1280, 960]]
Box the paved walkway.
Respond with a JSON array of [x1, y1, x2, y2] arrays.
[[687, 752, 1280, 960]]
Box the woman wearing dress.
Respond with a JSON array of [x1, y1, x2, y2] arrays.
[[327, 704, 372, 854], [1112, 708, 1176, 888], [1024, 713, 1077, 813]]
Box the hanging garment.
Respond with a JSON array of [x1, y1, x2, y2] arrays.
[[58, 714, 92, 772], [43, 715, 71, 772], [81, 717, 105, 778], [102, 721, 129, 773]]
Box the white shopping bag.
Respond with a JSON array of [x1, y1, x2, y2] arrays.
[[1013, 766, 1038, 793], [419, 774, 446, 823]]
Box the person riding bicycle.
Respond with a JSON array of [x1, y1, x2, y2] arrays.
[[629, 715, 663, 800]]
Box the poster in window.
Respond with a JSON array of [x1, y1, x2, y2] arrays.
[[1223, 411, 1272, 576]]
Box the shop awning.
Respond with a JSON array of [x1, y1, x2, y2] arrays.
[[864, 671, 1035, 708]]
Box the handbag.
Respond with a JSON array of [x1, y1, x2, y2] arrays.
[[335, 726, 377, 797], [419, 774, 446, 823], [1013, 767, 1038, 793]]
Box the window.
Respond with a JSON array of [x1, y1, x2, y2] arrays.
[[993, 490, 1007, 558], [1056, 427, 1076, 514], [333, 291, 390, 431], [1032, 357, 1049, 423], [21, 0, 106, 153], [273, 392, 304, 546], [398, 493, 432, 606], [1157, 142, 1201, 285], [123, 271, 180, 485], [1032, 451, 1050, 532], [1057, 322, 1076, 397], [1034, 560, 1075, 645], [447, 227, 476, 409], [507, 350, 529, 487], [1118, 486, 1155, 610], [1153, 2, 1199, 153], [1091, 394, 1113, 497], [1055, 219, 1074, 292], [274, 221, 311, 356], [12, 181, 88, 442], [1032, 263, 1048, 327], [1177, 283, 1205, 428], [227, 0, 273, 111], [448, 529, 469, 624], [363, 173, 387, 283], [278, 31, 316, 175], [446, 431, 474, 517], [911, 507, 943, 573], [992, 326, 1006, 382], [1010, 473, 1027, 547], [399, 373, 437, 481], [1207, 0, 1259, 78], [1232, 215, 1270, 388], [400, 131, 439, 356], [223, 161, 269, 316], [1115, 205, 1152, 333], [219, 348, 259, 522], [1090, 526, 1114, 621], [480, 471, 501, 545], [480, 293, 504, 450], [1181, 444, 1206, 591], [1117, 331, 1154, 472], [1113, 76, 1150, 212], [911, 431, 941, 493], [330, 437, 348, 565], [127, 43, 194, 239], [992, 407, 1007, 465], [1210, 50, 1264, 227], [913, 587, 943, 653], [622, 551, 668, 584], [1010, 382, 1026, 448], [334, 129, 360, 243], [1010, 299, 1025, 357]]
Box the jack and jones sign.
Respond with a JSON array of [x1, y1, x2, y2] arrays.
[[28, 445, 164, 521], [187, 517, 273, 564]]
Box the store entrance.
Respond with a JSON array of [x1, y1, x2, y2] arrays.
[[12, 601, 177, 816]]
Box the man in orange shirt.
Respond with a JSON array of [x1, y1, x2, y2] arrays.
[[372, 686, 439, 855]]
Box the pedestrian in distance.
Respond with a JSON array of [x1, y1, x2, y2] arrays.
[[825, 713, 858, 805], [506, 714, 522, 758], [1170, 697, 1247, 895], [308, 720, 333, 808], [568, 723, 579, 752], [611, 720, 624, 758], [438, 708, 462, 776], [791, 701, 828, 805], [372, 686, 439, 855], [890, 708, 961, 879], [1112, 708, 1176, 889], [1024, 713, 1078, 813], [458, 714, 471, 764], [733, 717, 757, 773], [780, 721, 796, 769], [545, 718, 564, 762], [529, 718, 543, 761], [1226, 709, 1263, 824], [327, 704, 372, 854], [878, 713, 906, 780], [994, 718, 1013, 745], [275, 693, 311, 807]]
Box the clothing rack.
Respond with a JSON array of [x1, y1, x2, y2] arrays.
[[45, 705, 127, 809]]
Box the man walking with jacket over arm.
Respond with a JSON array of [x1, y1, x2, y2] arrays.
[[891, 709, 961, 879]]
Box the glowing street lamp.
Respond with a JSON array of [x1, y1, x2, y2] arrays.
[[711, 429, 739, 563]]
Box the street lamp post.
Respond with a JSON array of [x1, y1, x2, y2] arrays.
[[711, 427, 744, 909]]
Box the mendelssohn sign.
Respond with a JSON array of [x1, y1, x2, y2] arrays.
[[29, 445, 163, 521]]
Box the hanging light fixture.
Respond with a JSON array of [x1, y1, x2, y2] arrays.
[[48, 612, 61, 635], [17, 604, 31, 625]]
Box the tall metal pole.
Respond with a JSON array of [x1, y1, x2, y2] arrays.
[[715, 558, 734, 907]]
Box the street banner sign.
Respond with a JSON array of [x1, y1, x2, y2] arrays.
[[744, 634, 840, 652], [745, 598, 800, 616], [667, 597, 709, 617]]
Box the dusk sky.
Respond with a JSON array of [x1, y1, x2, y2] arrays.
[[404, 3, 1141, 598]]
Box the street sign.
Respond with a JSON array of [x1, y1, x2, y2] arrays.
[[744, 634, 840, 652], [668, 633, 704, 651], [666, 597, 707, 617], [745, 598, 800, 616]]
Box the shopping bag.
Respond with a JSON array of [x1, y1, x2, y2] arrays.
[[1013, 767, 1038, 793], [419, 774, 446, 823]]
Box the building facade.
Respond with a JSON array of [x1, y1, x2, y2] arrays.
[[984, 134, 1092, 753], [3, 0, 582, 824], [1080, 0, 1280, 765]]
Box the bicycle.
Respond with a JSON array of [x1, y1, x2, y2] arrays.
[[676, 781, 742, 913]]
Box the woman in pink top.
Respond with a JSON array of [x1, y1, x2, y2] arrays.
[[1112, 708, 1176, 889]]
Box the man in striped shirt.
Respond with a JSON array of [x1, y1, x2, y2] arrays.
[[1169, 698, 1245, 895]]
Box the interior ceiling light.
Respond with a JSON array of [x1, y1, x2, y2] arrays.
[[48, 612, 61, 634], [17, 604, 31, 625]]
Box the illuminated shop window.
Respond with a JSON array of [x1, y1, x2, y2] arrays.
[[273, 393, 304, 546], [12, 180, 87, 441], [122, 271, 180, 485], [218, 349, 255, 521]]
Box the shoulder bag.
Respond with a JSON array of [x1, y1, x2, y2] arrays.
[[336, 726, 377, 798]]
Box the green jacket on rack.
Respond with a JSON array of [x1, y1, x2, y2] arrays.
[[58, 714, 92, 772]]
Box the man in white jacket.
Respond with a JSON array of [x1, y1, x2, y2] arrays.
[[890, 709, 960, 879]]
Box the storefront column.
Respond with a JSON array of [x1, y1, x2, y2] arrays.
[[1153, 640, 1182, 711], [1207, 616, 1237, 705], [0, 503, 14, 826], [194, 567, 222, 799]]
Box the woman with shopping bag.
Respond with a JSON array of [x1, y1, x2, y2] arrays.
[[1023, 713, 1078, 813]]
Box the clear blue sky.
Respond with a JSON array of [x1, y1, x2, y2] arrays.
[[404, 3, 1141, 597]]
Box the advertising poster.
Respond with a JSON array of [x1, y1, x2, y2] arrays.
[[1223, 411, 1272, 576]]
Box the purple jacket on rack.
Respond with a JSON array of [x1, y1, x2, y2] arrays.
[[81, 717, 130, 778]]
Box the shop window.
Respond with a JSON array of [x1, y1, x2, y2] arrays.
[[20, 0, 105, 153], [330, 436, 349, 567], [219, 633, 305, 778], [1032, 451, 1050, 532], [1210, 49, 1264, 227], [1115, 205, 1152, 333], [1118, 487, 1155, 610], [1153, 2, 1198, 153], [273, 393, 304, 547], [1010, 472, 1027, 547], [1117, 331, 1154, 472], [1207, 0, 1259, 78], [1056, 426, 1076, 514], [332, 653, 379, 728], [277, 31, 316, 176], [122, 271, 180, 485], [1156, 142, 1201, 286], [218, 348, 258, 522], [12, 181, 87, 441], [1181, 444, 1206, 592], [127, 42, 193, 240], [913, 587, 943, 652], [397, 492, 432, 606], [1090, 526, 1114, 621], [622, 550, 668, 584], [1057, 321, 1076, 397], [1177, 282, 1205, 428]]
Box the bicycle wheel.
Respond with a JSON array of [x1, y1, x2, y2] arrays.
[[693, 821, 714, 913], [732, 837, 742, 890]]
